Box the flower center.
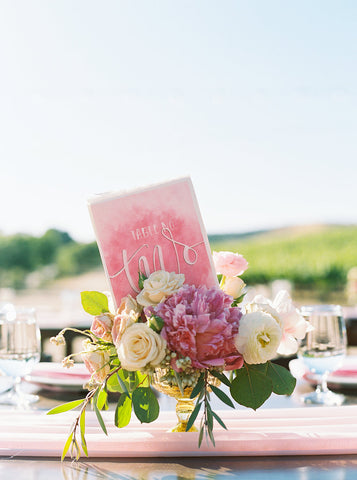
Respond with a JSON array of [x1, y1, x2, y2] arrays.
[[258, 333, 270, 347]]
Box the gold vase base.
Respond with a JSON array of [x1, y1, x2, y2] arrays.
[[168, 422, 198, 433]]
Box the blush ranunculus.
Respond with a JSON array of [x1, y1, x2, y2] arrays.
[[153, 284, 243, 371], [213, 251, 248, 277]]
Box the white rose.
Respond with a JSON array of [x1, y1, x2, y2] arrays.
[[234, 311, 282, 364], [136, 270, 185, 307], [222, 276, 245, 298], [117, 323, 167, 371]]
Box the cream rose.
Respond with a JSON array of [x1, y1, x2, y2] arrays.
[[222, 276, 245, 299], [116, 323, 167, 371], [136, 270, 185, 307], [234, 311, 282, 364]]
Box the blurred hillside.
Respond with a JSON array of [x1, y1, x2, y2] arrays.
[[210, 224, 357, 303], [1, 224, 357, 313]]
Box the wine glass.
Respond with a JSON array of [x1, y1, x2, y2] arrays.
[[298, 304, 347, 406], [0, 304, 41, 407]]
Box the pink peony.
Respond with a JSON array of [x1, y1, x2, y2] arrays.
[[152, 285, 243, 370], [213, 251, 248, 277]]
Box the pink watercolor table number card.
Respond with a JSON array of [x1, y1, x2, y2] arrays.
[[88, 177, 218, 308]]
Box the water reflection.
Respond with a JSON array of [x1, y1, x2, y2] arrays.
[[0, 457, 356, 480]]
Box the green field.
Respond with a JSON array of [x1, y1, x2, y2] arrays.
[[209, 224, 357, 303]]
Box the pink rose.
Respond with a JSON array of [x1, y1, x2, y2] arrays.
[[112, 295, 142, 346], [213, 251, 248, 277], [153, 284, 243, 371], [82, 348, 110, 383], [91, 313, 114, 342]]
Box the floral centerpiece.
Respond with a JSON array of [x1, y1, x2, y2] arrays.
[[49, 251, 309, 460]]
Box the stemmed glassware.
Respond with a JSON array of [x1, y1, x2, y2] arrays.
[[0, 304, 41, 407], [298, 304, 347, 406]]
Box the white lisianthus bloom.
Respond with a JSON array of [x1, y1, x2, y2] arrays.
[[246, 290, 310, 356], [221, 276, 245, 299], [234, 312, 282, 364], [117, 323, 167, 371], [136, 270, 185, 307]]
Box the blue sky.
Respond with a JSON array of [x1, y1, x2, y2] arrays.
[[1, 1, 356, 242]]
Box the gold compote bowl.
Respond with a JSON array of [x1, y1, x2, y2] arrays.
[[152, 368, 220, 432]]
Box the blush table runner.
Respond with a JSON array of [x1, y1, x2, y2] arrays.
[[0, 406, 357, 458]]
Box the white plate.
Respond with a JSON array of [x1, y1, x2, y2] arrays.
[[25, 362, 91, 392], [290, 356, 357, 389]]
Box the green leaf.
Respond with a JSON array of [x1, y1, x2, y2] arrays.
[[190, 372, 205, 399], [185, 401, 202, 432], [230, 364, 273, 410], [209, 370, 231, 387], [115, 394, 132, 428], [93, 391, 108, 435], [96, 389, 108, 410], [136, 371, 149, 387], [209, 384, 235, 408], [132, 387, 160, 423], [174, 370, 184, 396], [211, 411, 228, 430], [207, 424, 215, 447], [231, 294, 245, 306], [61, 433, 73, 461], [148, 314, 164, 333], [138, 272, 147, 290], [81, 291, 109, 315], [266, 361, 297, 395], [47, 399, 84, 415], [79, 410, 88, 457], [206, 402, 214, 432], [198, 423, 204, 448], [116, 372, 129, 394]]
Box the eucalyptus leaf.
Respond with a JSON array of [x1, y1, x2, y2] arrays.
[[79, 410, 88, 457], [61, 433, 73, 461], [209, 370, 231, 387], [206, 402, 214, 432], [47, 399, 84, 415], [115, 394, 132, 428], [190, 372, 205, 399], [185, 401, 202, 432], [198, 423, 204, 448], [211, 411, 228, 430], [93, 392, 108, 435], [210, 384, 235, 408], [132, 387, 159, 423], [207, 424, 216, 447], [230, 365, 273, 410], [266, 361, 297, 395], [96, 389, 108, 410], [81, 291, 109, 315]]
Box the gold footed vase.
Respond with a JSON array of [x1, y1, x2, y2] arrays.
[[152, 368, 220, 433], [152, 371, 198, 432]]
